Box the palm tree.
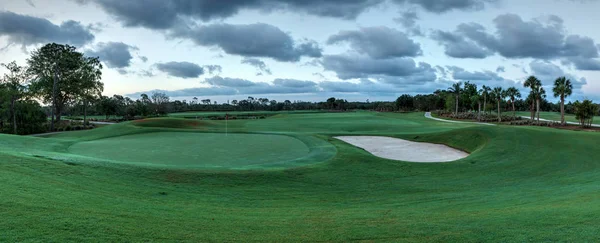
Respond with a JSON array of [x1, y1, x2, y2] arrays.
[[448, 82, 462, 115], [491, 87, 505, 122], [523, 76, 541, 120], [535, 87, 546, 122], [553, 76, 573, 125], [480, 85, 491, 115], [505, 87, 521, 120], [470, 93, 482, 121]]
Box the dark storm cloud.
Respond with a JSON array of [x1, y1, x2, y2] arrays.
[[448, 66, 502, 81], [529, 60, 587, 88], [172, 23, 322, 62], [203, 65, 223, 75], [447, 66, 519, 88], [272, 79, 317, 88], [431, 30, 492, 58], [241, 58, 272, 75], [85, 42, 136, 68], [86, 0, 383, 30], [204, 76, 256, 87], [565, 57, 600, 70], [394, 9, 422, 36], [155, 61, 204, 79], [203, 76, 318, 94], [321, 55, 437, 83], [436, 14, 600, 66], [84, 0, 496, 31], [0, 11, 94, 46], [393, 0, 497, 13], [327, 27, 422, 59]]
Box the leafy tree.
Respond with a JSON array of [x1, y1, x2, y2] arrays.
[[573, 99, 597, 127], [491, 87, 505, 122], [326, 97, 336, 109], [151, 92, 170, 115], [448, 82, 462, 115], [27, 43, 103, 127], [553, 76, 573, 125], [395, 94, 414, 111], [461, 82, 478, 111], [470, 92, 482, 121], [0, 61, 31, 134], [523, 76, 541, 120], [505, 87, 521, 120]]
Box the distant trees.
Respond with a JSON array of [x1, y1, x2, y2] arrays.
[[553, 77, 573, 125], [0, 61, 31, 134], [396, 94, 414, 111]]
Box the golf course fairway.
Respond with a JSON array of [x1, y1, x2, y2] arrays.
[[1, 111, 600, 241]]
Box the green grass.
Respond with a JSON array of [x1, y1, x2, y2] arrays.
[[2, 111, 600, 241], [506, 111, 600, 124], [168, 110, 325, 118], [68, 132, 315, 169]]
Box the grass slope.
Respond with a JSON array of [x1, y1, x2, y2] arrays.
[[2, 112, 600, 241]]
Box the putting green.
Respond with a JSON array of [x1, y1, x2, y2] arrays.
[[68, 132, 312, 168]]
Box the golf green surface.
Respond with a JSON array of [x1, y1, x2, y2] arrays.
[[2, 111, 600, 241], [68, 132, 311, 168]]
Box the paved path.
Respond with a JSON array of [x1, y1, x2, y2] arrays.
[[519, 116, 600, 127], [424, 112, 496, 126]]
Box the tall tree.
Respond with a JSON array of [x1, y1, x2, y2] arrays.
[[523, 76, 541, 120], [448, 82, 462, 115], [27, 43, 103, 126], [533, 86, 546, 122], [470, 92, 482, 121], [480, 85, 491, 114], [553, 76, 573, 125], [505, 87, 521, 120], [0, 61, 31, 134], [491, 87, 505, 122]]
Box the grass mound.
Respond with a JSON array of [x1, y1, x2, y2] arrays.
[[131, 118, 208, 129], [67, 132, 319, 169]]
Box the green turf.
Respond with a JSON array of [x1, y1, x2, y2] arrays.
[[2, 111, 600, 241], [68, 132, 312, 169]]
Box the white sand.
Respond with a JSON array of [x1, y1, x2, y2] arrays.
[[335, 136, 468, 162]]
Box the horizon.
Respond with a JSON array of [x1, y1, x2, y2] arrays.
[[2, 0, 600, 103]]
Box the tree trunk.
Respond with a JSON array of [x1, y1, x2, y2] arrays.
[[478, 102, 481, 121], [84, 100, 88, 125], [455, 95, 458, 115], [483, 95, 487, 115], [560, 96, 565, 125], [512, 99, 516, 121], [55, 105, 62, 122], [531, 101, 535, 120], [536, 99, 540, 122], [497, 100, 501, 122], [11, 96, 16, 134]]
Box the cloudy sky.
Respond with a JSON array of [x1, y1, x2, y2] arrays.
[[2, 0, 600, 103]]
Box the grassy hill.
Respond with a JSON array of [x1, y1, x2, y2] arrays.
[[1, 112, 599, 241]]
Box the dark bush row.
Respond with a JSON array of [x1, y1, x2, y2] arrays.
[[509, 120, 560, 127], [436, 111, 522, 122]]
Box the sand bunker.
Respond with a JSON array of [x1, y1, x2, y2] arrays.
[[335, 136, 468, 162]]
